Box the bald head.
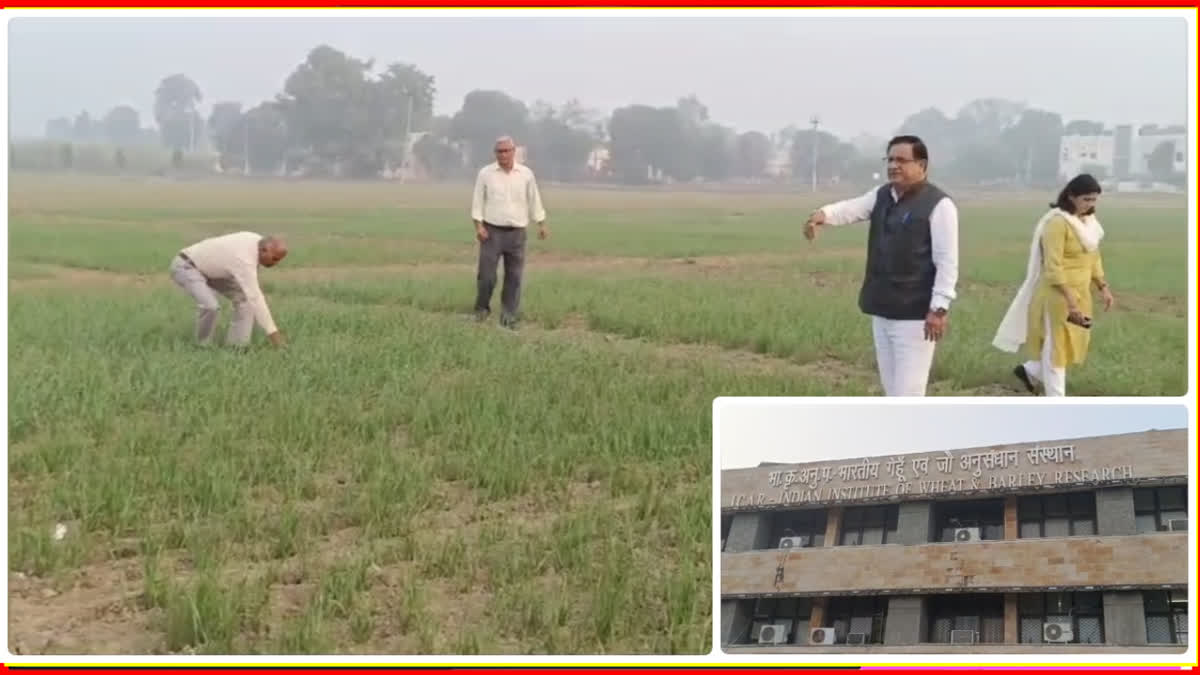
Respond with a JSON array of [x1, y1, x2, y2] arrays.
[[258, 235, 288, 267]]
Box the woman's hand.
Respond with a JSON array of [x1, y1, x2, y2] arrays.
[[1066, 296, 1086, 325]]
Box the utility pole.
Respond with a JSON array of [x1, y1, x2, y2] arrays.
[[810, 115, 820, 192], [243, 117, 251, 176], [400, 92, 414, 183]]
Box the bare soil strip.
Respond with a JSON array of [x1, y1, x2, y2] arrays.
[[12, 257, 1185, 318]]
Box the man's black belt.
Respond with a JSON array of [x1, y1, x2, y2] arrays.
[[178, 252, 195, 266]]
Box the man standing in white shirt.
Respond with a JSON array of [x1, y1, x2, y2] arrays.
[[169, 231, 288, 348], [803, 135, 959, 396], [470, 135, 548, 329]]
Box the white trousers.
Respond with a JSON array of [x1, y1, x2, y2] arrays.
[[870, 316, 938, 396], [1021, 310, 1066, 396]]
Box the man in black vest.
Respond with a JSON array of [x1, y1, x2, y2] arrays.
[[802, 135, 959, 396]]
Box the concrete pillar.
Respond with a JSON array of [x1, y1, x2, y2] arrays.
[[1004, 495, 1019, 540], [824, 507, 843, 547], [809, 597, 829, 638], [1096, 487, 1137, 536], [1004, 593, 1019, 644], [883, 595, 927, 645], [896, 501, 935, 545], [720, 599, 753, 646], [725, 512, 772, 552], [1103, 591, 1148, 645]]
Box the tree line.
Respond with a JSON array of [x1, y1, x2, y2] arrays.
[[29, 44, 1184, 187]]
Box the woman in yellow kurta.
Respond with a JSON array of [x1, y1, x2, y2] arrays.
[[992, 174, 1115, 396]]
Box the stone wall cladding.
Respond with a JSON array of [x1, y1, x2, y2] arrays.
[[721, 533, 1188, 596]]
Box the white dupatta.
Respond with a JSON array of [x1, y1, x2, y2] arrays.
[[992, 207, 1105, 352]]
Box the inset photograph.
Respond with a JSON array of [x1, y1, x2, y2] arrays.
[[717, 400, 1190, 656]]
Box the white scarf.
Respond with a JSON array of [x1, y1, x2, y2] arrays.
[[992, 207, 1105, 353]]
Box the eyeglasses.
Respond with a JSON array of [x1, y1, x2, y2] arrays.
[[495, 148, 514, 154], [883, 156, 918, 165]]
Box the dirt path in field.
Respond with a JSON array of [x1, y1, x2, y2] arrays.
[[13, 256, 1186, 320], [11, 252, 810, 287], [519, 312, 880, 389], [8, 259, 882, 391], [9, 264, 159, 291], [244, 248, 863, 283], [286, 293, 883, 392]]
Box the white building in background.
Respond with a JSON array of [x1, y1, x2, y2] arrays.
[[1131, 126, 1186, 176], [765, 143, 792, 179], [1058, 131, 1115, 179], [1058, 124, 1187, 184], [586, 145, 610, 175]]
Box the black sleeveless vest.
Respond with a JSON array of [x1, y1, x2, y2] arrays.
[[857, 181, 949, 321]]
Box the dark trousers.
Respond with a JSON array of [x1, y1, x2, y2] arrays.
[[474, 223, 527, 316]]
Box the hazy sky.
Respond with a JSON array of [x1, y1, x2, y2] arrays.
[[718, 403, 1189, 469], [6, 14, 1190, 140]]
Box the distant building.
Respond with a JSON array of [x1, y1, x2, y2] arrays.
[[1059, 124, 1186, 182], [765, 142, 792, 179], [586, 145, 610, 177], [721, 429, 1188, 653], [1059, 129, 1115, 179], [1133, 126, 1187, 176]]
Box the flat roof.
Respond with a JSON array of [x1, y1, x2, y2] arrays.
[[722, 429, 1187, 512]]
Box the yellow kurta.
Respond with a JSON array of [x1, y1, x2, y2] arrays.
[[1025, 215, 1106, 368]]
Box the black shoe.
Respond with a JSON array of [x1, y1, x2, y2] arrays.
[[499, 313, 519, 330], [473, 309, 490, 322], [1013, 365, 1036, 394]]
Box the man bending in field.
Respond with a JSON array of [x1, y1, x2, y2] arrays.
[[803, 135, 959, 396], [169, 231, 288, 348]]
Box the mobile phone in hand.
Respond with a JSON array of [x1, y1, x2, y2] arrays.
[[1067, 314, 1092, 329]]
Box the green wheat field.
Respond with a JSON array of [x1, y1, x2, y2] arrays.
[[7, 174, 1187, 655]]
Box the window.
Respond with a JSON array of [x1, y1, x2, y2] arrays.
[[1018, 592, 1105, 644], [1019, 492, 1096, 538], [1144, 590, 1188, 645], [1134, 487, 1187, 533], [768, 509, 827, 549], [1175, 152, 1184, 162], [826, 596, 887, 644], [721, 515, 732, 552], [928, 594, 1005, 643], [935, 499, 1005, 542], [739, 597, 813, 645], [839, 505, 898, 546]]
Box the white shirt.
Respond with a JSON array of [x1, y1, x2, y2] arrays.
[[819, 185, 959, 312], [471, 162, 547, 228], [180, 231, 279, 335]]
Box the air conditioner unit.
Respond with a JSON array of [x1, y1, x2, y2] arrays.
[[778, 535, 809, 549], [757, 623, 788, 645], [953, 527, 981, 543], [949, 629, 978, 645], [810, 626, 837, 645], [846, 632, 868, 645], [1043, 621, 1073, 643], [1168, 518, 1188, 532]]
